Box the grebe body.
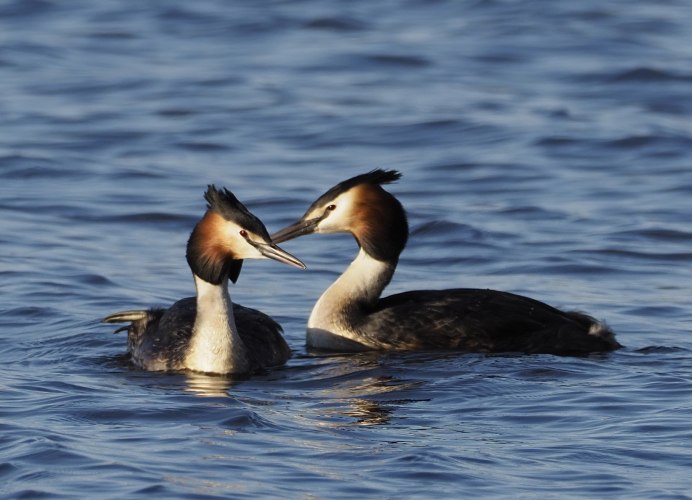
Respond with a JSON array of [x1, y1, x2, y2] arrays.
[[272, 170, 620, 356]]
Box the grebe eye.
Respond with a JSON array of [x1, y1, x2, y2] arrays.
[[327, 204, 336, 211], [239, 229, 248, 237]]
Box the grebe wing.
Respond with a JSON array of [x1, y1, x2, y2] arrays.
[[128, 297, 196, 370], [235, 303, 291, 368], [365, 289, 619, 355]]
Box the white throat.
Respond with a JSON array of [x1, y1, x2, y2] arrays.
[[307, 248, 394, 350], [185, 275, 251, 374]]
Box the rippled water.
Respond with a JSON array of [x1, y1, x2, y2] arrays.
[[2, 1, 692, 497]]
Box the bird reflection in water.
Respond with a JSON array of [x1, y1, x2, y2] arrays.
[[341, 398, 394, 426], [183, 372, 239, 397], [315, 372, 426, 427]]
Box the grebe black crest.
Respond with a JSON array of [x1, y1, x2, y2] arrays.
[[272, 169, 621, 356], [103, 185, 305, 375]]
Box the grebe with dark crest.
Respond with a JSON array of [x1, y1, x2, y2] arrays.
[[271, 170, 621, 355], [103, 185, 305, 374]]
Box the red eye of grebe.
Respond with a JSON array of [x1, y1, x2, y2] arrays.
[[239, 229, 248, 237], [327, 204, 336, 211]]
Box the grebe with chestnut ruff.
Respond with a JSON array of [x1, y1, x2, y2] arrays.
[[271, 170, 620, 356], [103, 185, 305, 374]]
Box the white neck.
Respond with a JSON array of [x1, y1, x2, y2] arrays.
[[184, 274, 251, 374], [307, 248, 395, 349]]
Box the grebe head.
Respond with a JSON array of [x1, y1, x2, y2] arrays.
[[187, 185, 305, 285], [272, 169, 408, 261]]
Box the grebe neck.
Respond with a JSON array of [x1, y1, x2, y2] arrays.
[[185, 274, 251, 373], [307, 248, 395, 349]]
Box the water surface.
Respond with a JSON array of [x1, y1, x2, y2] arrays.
[[2, 1, 692, 497]]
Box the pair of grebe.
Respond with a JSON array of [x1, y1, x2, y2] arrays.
[[104, 171, 620, 374]]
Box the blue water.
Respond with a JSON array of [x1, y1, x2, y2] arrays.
[[2, 0, 692, 497]]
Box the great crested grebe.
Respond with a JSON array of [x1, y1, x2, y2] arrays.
[[271, 169, 621, 355], [103, 185, 305, 374]]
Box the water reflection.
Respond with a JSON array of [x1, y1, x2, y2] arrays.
[[306, 354, 428, 427], [183, 372, 241, 397], [341, 398, 394, 426], [317, 379, 426, 427]]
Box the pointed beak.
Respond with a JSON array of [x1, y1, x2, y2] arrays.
[[271, 217, 320, 243], [252, 241, 306, 269]]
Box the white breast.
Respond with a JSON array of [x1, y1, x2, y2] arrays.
[[184, 276, 250, 374], [307, 249, 393, 350]]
